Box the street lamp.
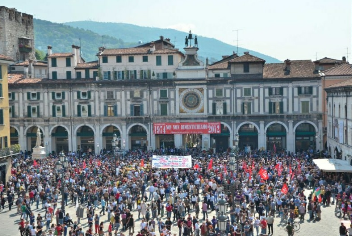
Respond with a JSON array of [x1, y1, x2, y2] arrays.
[[217, 197, 227, 214], [97, 144, 100, 155], [111, 133, 120, 174], [57, 151, 68, 212], [122, 139, 126, 159], [217, 212, 227, 235], [229, 153, 236, 172]]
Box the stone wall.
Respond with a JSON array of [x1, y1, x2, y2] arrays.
[[0, 6, 34, 61]]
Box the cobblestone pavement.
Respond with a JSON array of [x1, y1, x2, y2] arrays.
[[0, 189, 344, 236]]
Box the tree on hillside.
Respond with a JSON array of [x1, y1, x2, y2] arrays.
[[35, 49, 46, 61]]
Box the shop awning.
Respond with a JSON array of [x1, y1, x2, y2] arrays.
[[313, 158, 352, 173]]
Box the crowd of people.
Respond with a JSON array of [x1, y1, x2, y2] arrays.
[[0, 148, 351, 236]]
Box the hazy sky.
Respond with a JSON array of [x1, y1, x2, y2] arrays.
[[3, 0, 351, 61]]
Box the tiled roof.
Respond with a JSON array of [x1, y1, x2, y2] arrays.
[[263, 60, 318, 79], [75, 61, 98, 69], [47, 53, 73, 58], [323, 63, 352, 76], [100, 47, 182, 56], [229, 53, 265, 63], [314, 57, 343, 64], [8, 73, 24, 83], [0, 54, 14, 61], [207, 54, 238, 70], [14, 61, 47, 66], [326, 78, 352, 89]]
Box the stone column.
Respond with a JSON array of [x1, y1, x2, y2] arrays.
[[19, 126, 25, 152], [122, 124, 127, 150], [95, 124, 102, 154], [287, 120, 294, 152], [259, 121, 266, 150], [288, 83, 293, 114], [202, 134, 210, 150], [317, 120, 323, 151], [19, 92, 23, 117], [174, 134, 183, 149], [259, 85, 264, 114], [43, 91, 48, 117], [44, 126, 50, 153]]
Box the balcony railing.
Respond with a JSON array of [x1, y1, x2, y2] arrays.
[[19, 45, 32, 53], [0, 144, 21, 158]]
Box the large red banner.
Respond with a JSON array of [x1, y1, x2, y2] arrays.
[[153, 122, 221, 134]]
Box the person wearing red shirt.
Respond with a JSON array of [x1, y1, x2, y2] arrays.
[[260, 217, 267, 235], [166, 204, 173, 218], [56, 224, 63, 236]]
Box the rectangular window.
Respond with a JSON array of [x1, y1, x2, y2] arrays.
[[0, 83, 2, 97], [93, 71, 98, 79], [143, 56, 148, 62], [107, 105, 115, 116], [298, 86, 313, 95], [215, 88, 223, 97], [9, 106, 13, 118], [31, 106, 38, 118], [66, 71, 71, 79], [128, 56, 134, 63], [0, 109, 3, 125], [214, 74, 220, 78], [85, 69, 89, 79], [102, 56, 108, 63], [107, 91, 114, 99], [56, 105, 63, 117], [156, 56, 162, 66], [133, 105, 141, 116], [269, 102, 283, 114], [116, 56, 122, 63], [103, 71, 111, 80], [160, 104, 167, 116], [66, 57, 71, 67], [52, 71, 57, 80], [160, 89, 168, 98], [269, 87, 283, 95], [31, 92, 37, 100], [223, 73, 228, 77], [242, 102, 252, 115], [243, 63, 249, 73], [168, 55, 173, 65], [76, 71, 82, 79], [55, 92, 62, 100], [8, 92, 13, 100], [51, 58, 57, 67], [243, 88, 251, 96], [81, 105, 88, 117], [0, 66, 2, 79], [301, 101, 310, 113], [81, 91, 88, 99]]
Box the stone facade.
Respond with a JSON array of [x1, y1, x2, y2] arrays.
[[0, 6, 35, 61]]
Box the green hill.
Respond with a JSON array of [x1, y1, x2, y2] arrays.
[[34, 19, 134, 61], [64, 21, 281, 63]]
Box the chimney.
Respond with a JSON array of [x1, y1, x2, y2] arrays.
[[98, 47, 105, 53], [24, 66, 29, 78], [314, 61, 320, 71], [342, 56, 346, 63], [160, 36, 164, 41], [47, 46, 52, 55], [149, 43, 155, 53], [72, 45, 77, 67], [76, 46, 81, 64], [284, 59, 291, 71], [29, 59, 34, 78], [206, 57, 209, 66]]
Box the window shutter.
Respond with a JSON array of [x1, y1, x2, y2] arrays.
[[11, 92, 15, 100], [130, 104, 134, 116], [122, 71, 125, 80], [37, 106, 40, 117], [223, 102, 227, 115], [140, 104, 144, 116], [248, 103, 252, 114], [62, 105, 66, 117], [11, 105, 14, 118], [161, 104, 167, 116], [212, 103, 216, 115], [88, 91, 91, 99], [62, 92, 65, 99], [280, 87, 284, 95], [280, 102, 284, 114], [297, 87, 302, 95], [114, 105, 118, 116], [104, 105, 108, 116], [77, 105, 81, 117], [0, 66, 2, 79], [0, 109, 3, 125], [37, 92, 40, 100], [108, 71, 111, 80], [27, 92, 30, 100], [88, 105, 92, 117], [27, 106, 31, 117], [242, 103, 245, 114], [269, 102, 273, 114], [268, 88, 272, 96], [77, 91, 81, 99], [52, 92, 55, 100], [134, 70, 137, 79], [309, 86, 313, 94], [0, 84, 3, 97], [52, 105, 56, 117]]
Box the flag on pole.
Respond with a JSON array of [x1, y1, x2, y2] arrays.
[[208, 159, 213, 170], [259, 169, 269, 180], [281, 183, 289, 194], [33, 160, 38, 167], [141, 159, 144, 167]]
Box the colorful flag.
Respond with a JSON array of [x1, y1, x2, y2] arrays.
[[193, 164, 199, 170], [281, 183, 289, 194], [82, 161, 86, 169], [98, 160, 101, 166], [260, 169, 269, 180], [208, 159, 213, 170], [33, 160, 38, 167], [141, 159, 144, 167], [242, 161, 247, 172]]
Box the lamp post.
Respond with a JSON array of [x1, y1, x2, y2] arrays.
[[217, 197, 227, 215], [97, 144, 100, 155], [122, 139, 125, 159], [111, 133, 120, 175], [56, 151, 68, 212], [217, 212, 227, 236]]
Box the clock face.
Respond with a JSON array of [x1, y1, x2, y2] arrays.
[[179, 88, 204, 113]]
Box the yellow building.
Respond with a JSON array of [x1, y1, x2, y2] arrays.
[[0, 54, 14, 185]]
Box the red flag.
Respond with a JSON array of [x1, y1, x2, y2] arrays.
[[318, 194, 322, 203], [224, 166, 227, 174], [259, 169, 269, 180], [273, 143, 276, 153], [242, 162, 247, 172], [82, 161, 86, 169], [193, 164, 199, 170], [289, 165, 292, 175], [141, 159, 144, 167], [33, 160, 38, 167], [208, 159, 213, 169], [281, 183, 289, 194], [259, 168, 264, 174], [248, 168, 252, 180], [98, 160, 101, 166]]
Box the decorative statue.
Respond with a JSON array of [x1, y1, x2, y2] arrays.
[[195, 36, 198, 46], [185, 36, 188, 46], [35, 127, 42, 147]]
